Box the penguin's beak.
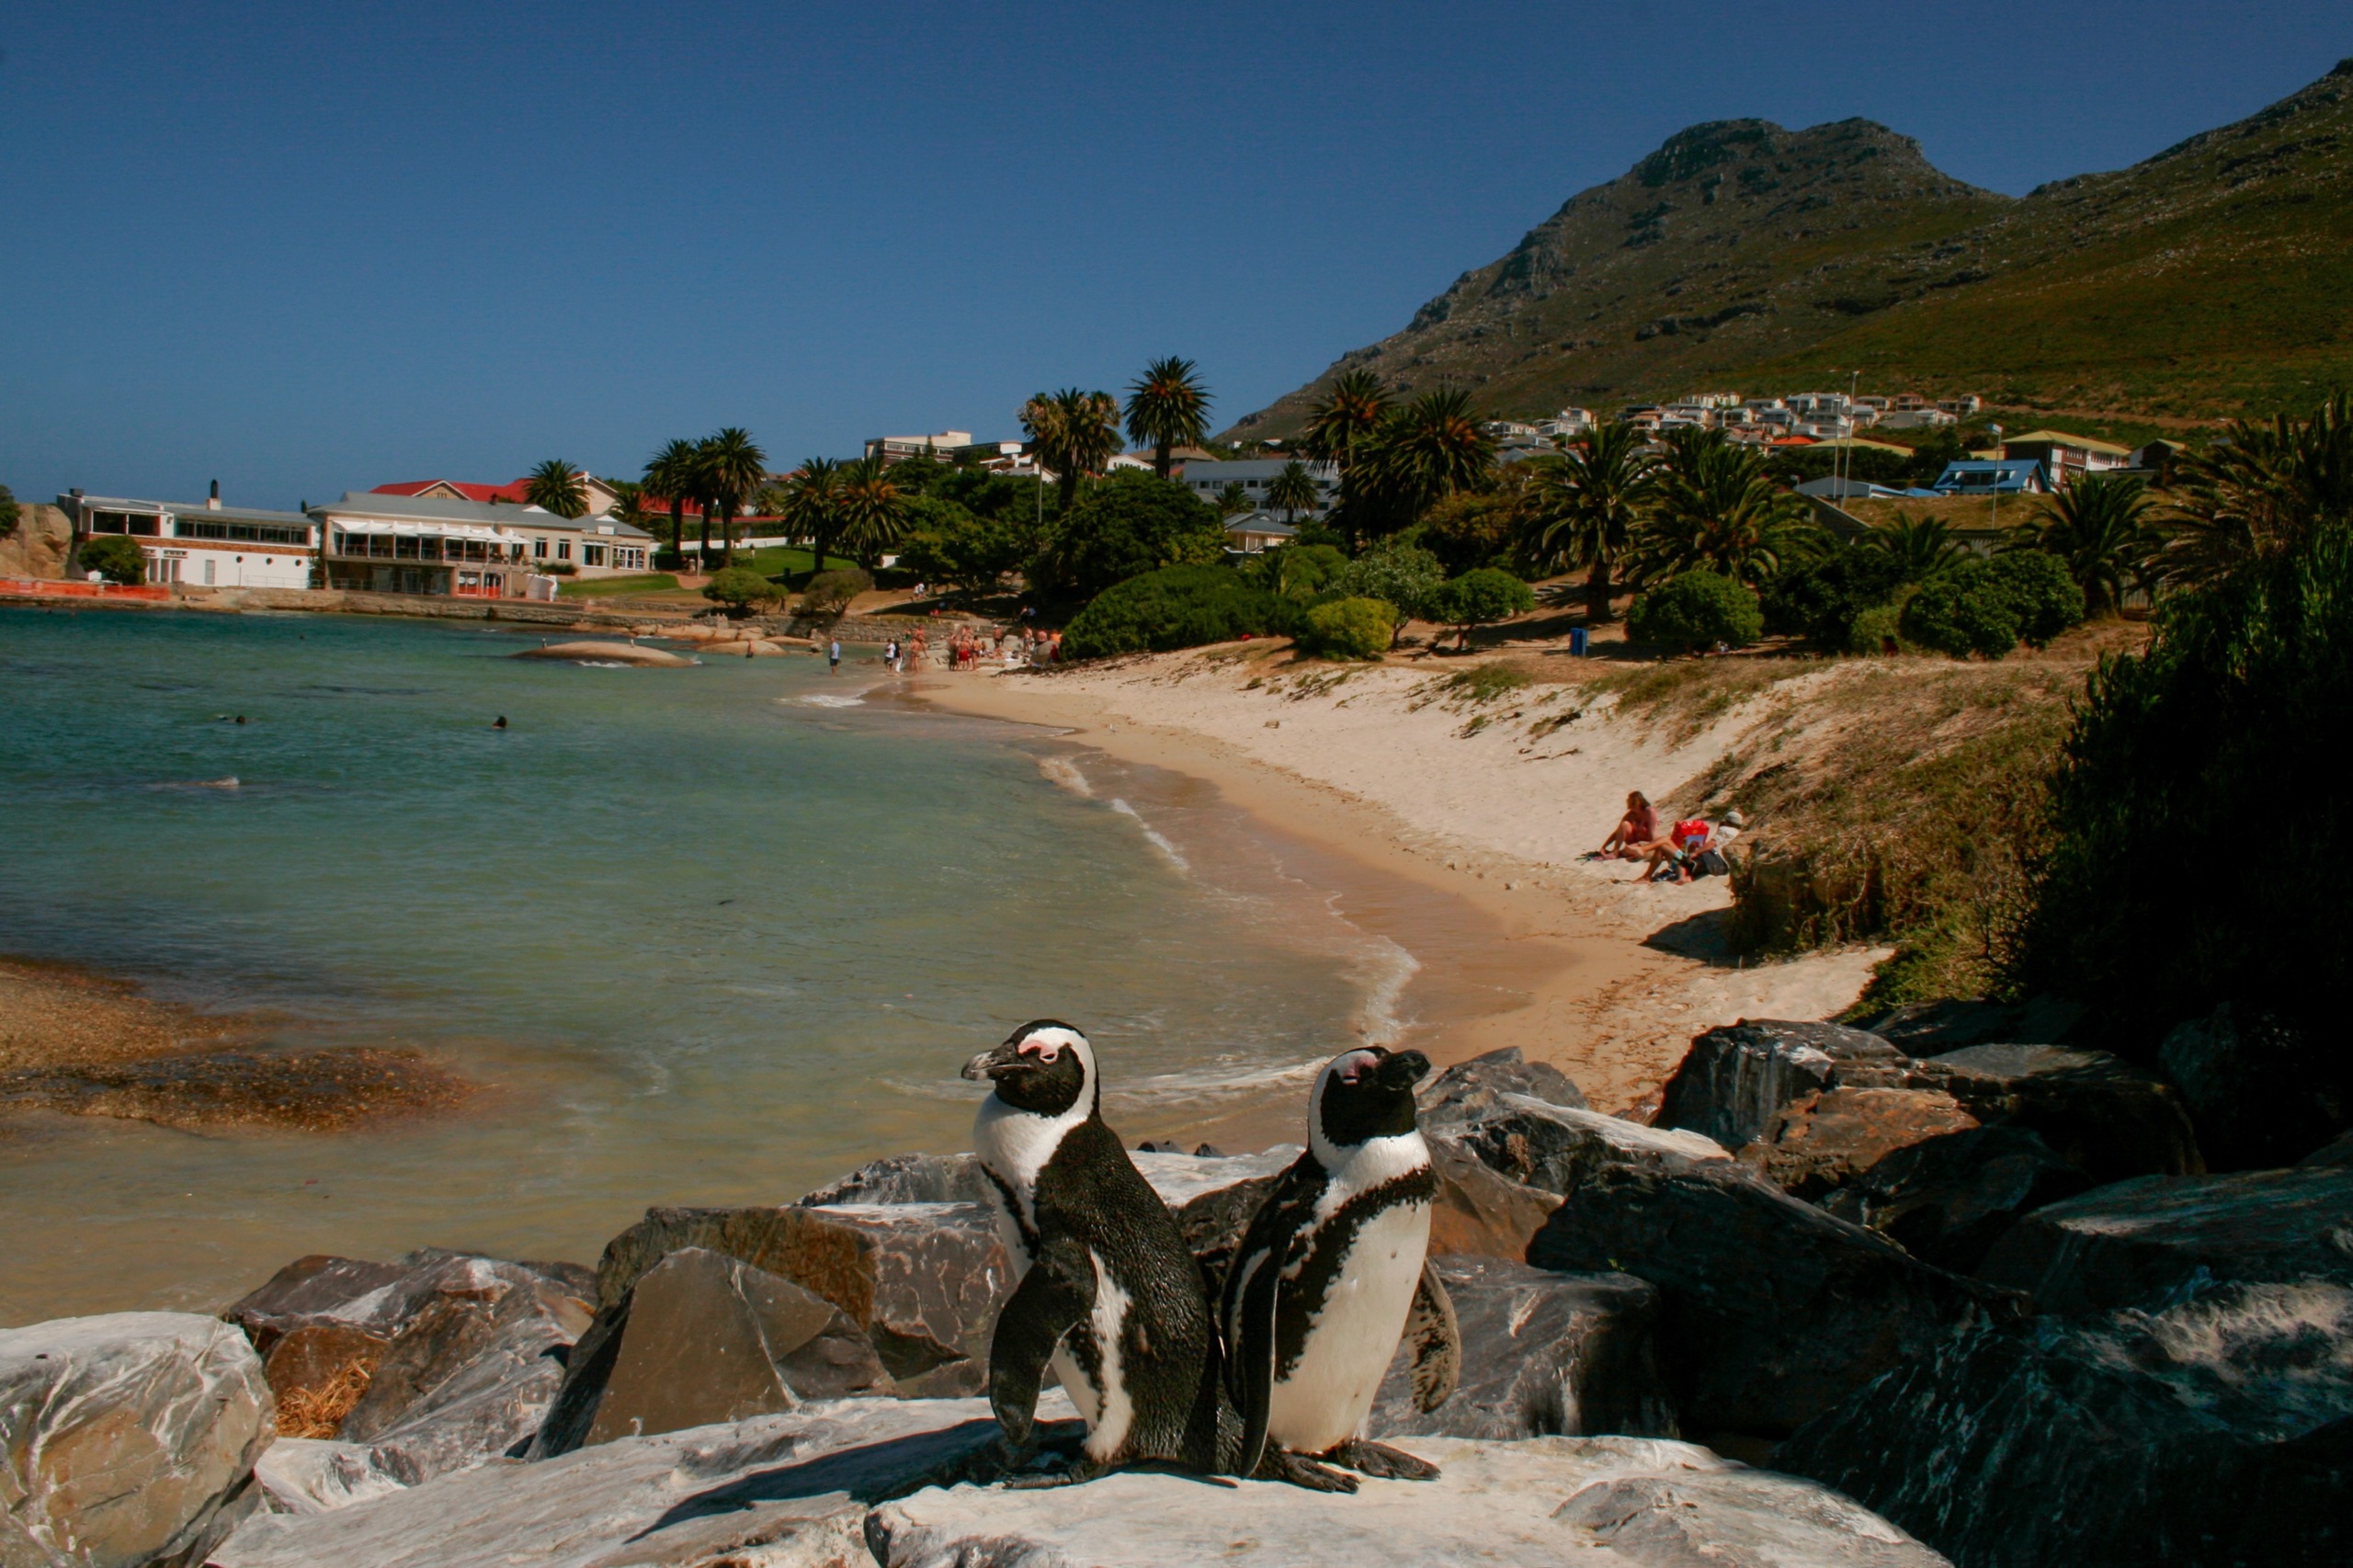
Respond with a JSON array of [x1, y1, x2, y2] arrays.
[[1374, 1050, 1432, 1090], [962, 1043, 1020, 1083]]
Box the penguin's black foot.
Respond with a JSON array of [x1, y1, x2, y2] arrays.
[[1002, 1454, 1110, 1490], [1322, 1437, 1441, 1481], [1256, 1448, 1360, 1494]]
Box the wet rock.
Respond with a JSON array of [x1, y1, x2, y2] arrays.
[[210, 1397, 1029, 1568], [1369, 1259, 1677, 1441], [1449, 1094, 1733, 1197], [1427, 1139, 1566, 1261], [2303, 1130, 2353, 1168], [1, 1312, 274, 1568], [870, 1435, 1949, 1567], [1735, 1086, 1981, 1201], [1779, 1281, 2353, 1568], [1656, 1019, 1909, 1152], [1819, 1124, 2092, 1273], [1417, 1046, 1587, 1131], [1855, 995, 2086, 1054], [796, 1153, 987, 1207], [2160, 1002, 2349, 1172], [1978, 1166, 2353, 1314], [1528, 1155, 2016, 1437], [534, 1247, 887, 1456], [1916, 1043, 2202, 1185], [593, 1202, 1009, 1399], [251, 1439, 408, 1517]]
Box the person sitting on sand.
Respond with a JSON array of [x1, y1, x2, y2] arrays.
[[1634, 818, 1713, 884], [1597, 792, 1658, 860]]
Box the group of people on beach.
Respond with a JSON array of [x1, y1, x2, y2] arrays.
[[865, 625, 1063, 675], [1593, 790, 1743, 884]]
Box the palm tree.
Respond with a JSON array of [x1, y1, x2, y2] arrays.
[[1265, 460, 1321, 525], [2014, 474, 2154, 614], [643, 438, 700, 566], [1124, 358, 1212, 479], [779, 458, 843, 580], [1358, 389, 1495, 536], [1861, 512, 1967, 584], [835, 456, 909, 571], [1525, 423, 1660, 622], [698, 427, 768, 569], [1636, 430, 1804, 585], [2152, 393, 2353, 592], [1299, 369, 1392, 476], [1021, 389, 1121, 511], [606, 480, 654, 536], [525, 459, 588, 519]]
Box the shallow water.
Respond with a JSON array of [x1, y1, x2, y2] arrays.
[[0, 607, 1490, 1322]]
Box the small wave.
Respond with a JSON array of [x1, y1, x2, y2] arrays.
[[1109, 798, 1190, 873], [1344, 932, 1421, 1047], [1036, 756, 1093, 798], [797, 693, 866, 709], [152, 777, 241, 791], [574, 660, 631, 668]]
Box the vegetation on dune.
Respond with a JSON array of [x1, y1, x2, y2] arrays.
[[1627, 568, 1763, 652], [0, 483, 17, 538], [1062, 564, 1297, 661], [1899, 551, 2084, 659], [1298, 597, 1397, 661], [1524, 423, 1659, 621], [797, 568, 871, 619], [1031, 472, 1227, 603], [1427, 567, 1535, 649]]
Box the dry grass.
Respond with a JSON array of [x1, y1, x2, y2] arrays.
[[276, 1358, 374, 1438]]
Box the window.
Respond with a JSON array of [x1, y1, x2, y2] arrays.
[[556, 540, 571, 561], [583, 544, 607, 567], [176, 520, 308, 545], [533, 538, 547, 559]]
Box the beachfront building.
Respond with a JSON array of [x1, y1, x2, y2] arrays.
[[60, 486, 318, 588], [315, 492, 654, 597], [1178, 459, 1339, 516]]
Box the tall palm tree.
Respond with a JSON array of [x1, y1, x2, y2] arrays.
[[835, 456, 909, 571], [2014, 474, 2154, 614], [525, 459, 588, 519], [1021, 388, 1121, 512], [643, 438, 700, 566], [1526, 423, 1660, 622], [1299, 369, 1392, 476], [779, 459, 843, 579], [1861, 512, 1967, 584], [1265, 460, 1321, 525], [698, 427, 768, 569], [2153, 393, 2353, 592], [1124, 358, 1212, 478], [1636, 429, 1804, 585], [1359, 388, 1495, 535]]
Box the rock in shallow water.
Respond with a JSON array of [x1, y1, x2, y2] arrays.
[[1, 1312, 274, 1568]]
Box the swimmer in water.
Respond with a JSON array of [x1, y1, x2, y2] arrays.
[[493, 715, 508, 730]]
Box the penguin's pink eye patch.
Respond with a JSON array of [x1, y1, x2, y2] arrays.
[[1020, 1040, 1062, 1062], [1334, 1049, 1382, 1083]]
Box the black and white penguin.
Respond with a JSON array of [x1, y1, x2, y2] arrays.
[[963, 1020, 1227, 1479], [1221, 1043, 1458, 1492]]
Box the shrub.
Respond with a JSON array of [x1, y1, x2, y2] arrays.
[[703, 565, 782, 616], [1300, 597, 1397, 660], [1330, 540, 1446, 631], [78, 534, 147, 585], [0, 483, 18, 540], [1901, 551, 2084, 659], [1763, 547, 1907, 646], [1627, 569, 1763, 652], [1031, 472, 1226, 601], [1426, 567, 1536, 647], [799, 568, 872, 619], [1246, 542, 1347, 600], [1062, 564, 1297, 660], [1847, 601, 1909, 654], [1986, 549, 2085, 645]]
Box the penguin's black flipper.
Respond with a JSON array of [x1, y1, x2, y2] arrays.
[[1403, 1259, 1461, 1414], [1219, 1165, 1317, 1478], [988, 1236, 1094, 1449]]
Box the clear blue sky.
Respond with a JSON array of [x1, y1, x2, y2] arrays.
[[3, 2, 2343, 508]]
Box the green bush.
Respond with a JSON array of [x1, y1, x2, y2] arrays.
[[1627, 569, 1764, 652], [702, 565, 782, 616], [1427, 568, 1536, 646], [1901, 551, 2084, 658], [1847, 600, 1909, 654], [78, 534, 147, 585], [1031, 472, 1226, 601], [1062, 564, 1297, 660], [1763, 547, 1907, 646], [798, 568, 872, 619], [1246, 542, 1347, 600], [1300, 597, 1397, 660], [1330, 540, 1445, 625]]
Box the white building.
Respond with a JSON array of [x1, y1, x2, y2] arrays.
[[1178, 459, 1339, 515], [1537, 407, 1594, 438], [63, 486, 317, 589], [863, 431, 974, 465], [316, 492, 652, 598]]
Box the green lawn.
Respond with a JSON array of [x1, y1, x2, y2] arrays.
[[734, 547, 858, 582], [557, 574, 683, 598]]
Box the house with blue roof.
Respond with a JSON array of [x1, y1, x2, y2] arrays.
[[1932, 460, 2050, 495]]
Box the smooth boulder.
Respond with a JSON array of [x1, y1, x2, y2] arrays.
[[797, 1153, 987, 1207], [1448, 1093, 1732, 1196], [511, 641, 692, 666], [2, 1312, 274, 1568], [1656, 1019, 1910, 1152], [1978, 1165, 2353, 1314], [1916, 1042, 2202, 1184], [1368, 1258, 1677, 1441], [1417, 1045, 1588, 1131], [1818, 1123, 2091, 1273], [1734, 1086, 1980, 1202], [2159, 1002, 2348, 1172], [870, 1435, 1949, 1567], [1856, 995, 2085, 1054], [1779, 1280, 2353, 1568]]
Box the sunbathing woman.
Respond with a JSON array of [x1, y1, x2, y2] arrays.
[[1598, 792, 1659, 860]]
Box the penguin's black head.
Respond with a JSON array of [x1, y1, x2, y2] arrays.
[[1313, 1044, 1430, 1151], [961, 1019, 1095, 1117]]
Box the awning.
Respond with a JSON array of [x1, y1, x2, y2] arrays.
[[329, 519, 520, 541]]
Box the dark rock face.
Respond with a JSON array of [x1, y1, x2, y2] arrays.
[[1426, 1139, 1566, 1261], [1528, 1155, 2016, 1437], [1857, 995, 2086, 1054], [797, 1153, 988, 1207], [2303, 1130, 2353, 1168], [1735, 1086, 1980, 1202], [1779, 1281, 2353, 1568], [2160, 1003, 2349, 1172], [1919, 1042, 2202, 1184], [1417, 1046, 1587, 1131], [1979, 1166, 2353, 1315], [591, 1202, 1011, 1399], [1448, 1093, 1733, 1198], [1820, 1124, 2092, 1274], [1656, 1019, 1909, 1152], [533, 1246, 887, 1455], [1368, 1258, 1677, 1441]]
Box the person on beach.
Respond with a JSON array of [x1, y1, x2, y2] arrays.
[[1635, 818, 1714, 884], [828, 637, 842, 672], [884, 637, 899, 673], [1597, 792, 1658, 860]]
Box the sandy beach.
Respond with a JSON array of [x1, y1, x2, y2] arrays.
[[912, 642, 1888, 1123]]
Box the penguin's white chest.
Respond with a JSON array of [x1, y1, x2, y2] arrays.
[[1267, 1200, 1431, 1453]]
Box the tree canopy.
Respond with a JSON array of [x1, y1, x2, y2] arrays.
[[1124, 358, 1211, 479], [1030, 472, 1227, 602]]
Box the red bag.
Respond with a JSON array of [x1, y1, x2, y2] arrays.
[[1672, 819, 1709, 847]]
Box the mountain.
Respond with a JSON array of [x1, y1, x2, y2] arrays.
[[1231, 62, 2353, 437]]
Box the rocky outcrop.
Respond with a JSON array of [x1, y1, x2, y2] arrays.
[[1426, 1138, 1568, 1260], [250, 1439, 410, 1517], [1779, 1281, 2353, 1568], [1417, 1046, 1587, 1131], [1734, 1086, 1980, 1201], [870, 1434, 1949, 1567], [2, 1312, 274, 1568], [1855, 996, 2086, 1054], [2159, 1003, 2349, 1172], [1448, 1093, 1733, 1195], [2303, 1130, 2353, 1168], [1656, 1020, 1911, 1152], [798, 1153, 987, 1207], [1818, 1124, 2091, 1273], [511, 641, 694, 665], [1369, 1258, 1677, 1441], [1977, 1166, 2353, 1314], [533, 1247, 888, 1455], [1528, 1154, 2016, 1437], [1915, 1043, 2201, 1185]]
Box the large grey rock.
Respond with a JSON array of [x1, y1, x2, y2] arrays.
[[210, 1396, 1047, 1568], [1448, 1093, 1732, 1195], [1855, 995, 2086, 1054], [1978, 1166, 2353, 1314], [869, 1435, 1949, 1566], [797, 1153, 987, 1207], [1369, 1259, 1677, 1441], [2303, 1129, 2353, 1168], [1427, 1137, 1569, 1261], [2, 1312, 274, 1568], [251, 1439, 409, 1517], [1819, 1124, 2092, 1273], [1779, 1281, 2353, 1568], [2160, 1002, 2349, 1172], [1528, 1155, 2017, 1437], [535, 1247, 888, 1456], [1916, 1043, 2202, 1185], [1734, 1086, 1980, 1202], [1656, 1020, 1910, 1152], [1417, 1045, 1587, 1131], [592, 1201, 1009, 1399]]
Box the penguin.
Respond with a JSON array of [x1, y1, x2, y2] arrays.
[[1221, 1043, 1459, 1492], [963, 1020, 1228, 1481]]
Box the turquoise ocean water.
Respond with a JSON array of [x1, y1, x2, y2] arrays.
[[0, 606, 1447, 1322]]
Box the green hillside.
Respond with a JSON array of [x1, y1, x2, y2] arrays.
[[1231, 62, 2353, 437]]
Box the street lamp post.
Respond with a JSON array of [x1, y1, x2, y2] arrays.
[[1986, 422, 2005, 531]]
